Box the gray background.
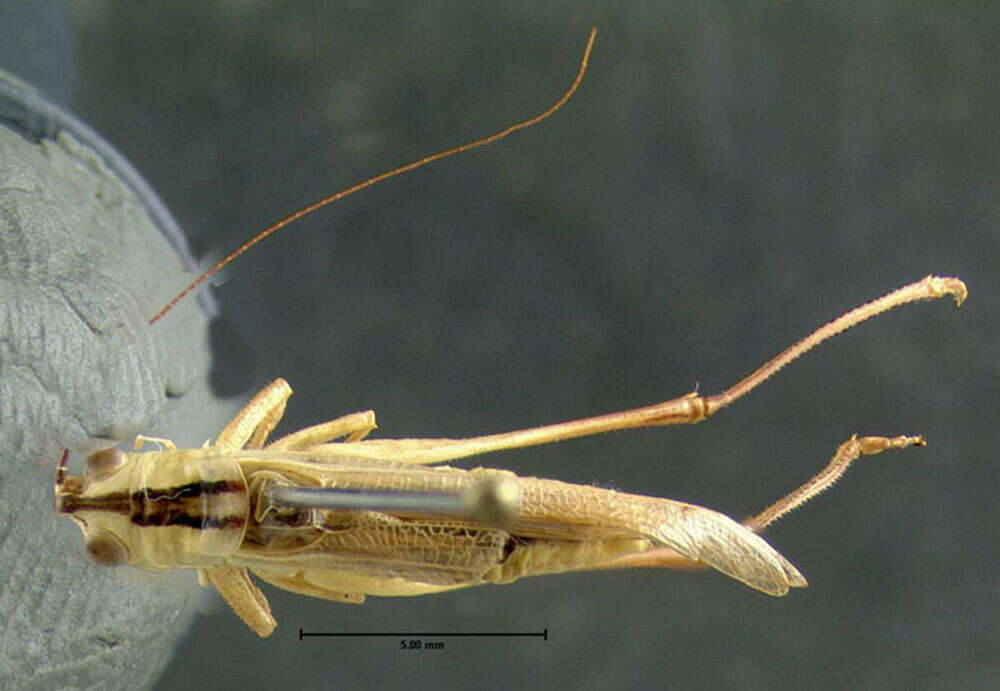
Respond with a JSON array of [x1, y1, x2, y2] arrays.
[[11, 2, 1000, 689], [0, 2, 227, 688]]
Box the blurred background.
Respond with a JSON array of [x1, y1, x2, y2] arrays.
[[7, 2, 999, 688]]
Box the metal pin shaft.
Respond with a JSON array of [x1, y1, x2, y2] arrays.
[[267, 476, 520, 527]]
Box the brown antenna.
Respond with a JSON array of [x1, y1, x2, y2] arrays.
[[149, 28, 598, 325]]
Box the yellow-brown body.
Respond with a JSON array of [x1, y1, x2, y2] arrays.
[[54, 275, 967, 636], [56, 436, 806, 637]]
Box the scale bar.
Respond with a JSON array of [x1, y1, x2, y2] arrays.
[[299, 629, 548, 641]]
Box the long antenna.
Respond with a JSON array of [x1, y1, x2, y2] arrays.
[[149, 28, 598, 325]]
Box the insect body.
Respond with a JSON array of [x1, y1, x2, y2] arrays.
[[50, 30, 969, 637], [55, 276, 967, 637]]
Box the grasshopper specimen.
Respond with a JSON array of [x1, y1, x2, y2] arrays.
[[53, 30, 968, 637]]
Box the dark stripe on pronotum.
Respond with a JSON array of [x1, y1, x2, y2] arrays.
[[60, 479, 246, 531], [131, 479, 246, 529], [130, 510, 247, 530], [60, 480, 245, 510], [138, 479, 245, 503]]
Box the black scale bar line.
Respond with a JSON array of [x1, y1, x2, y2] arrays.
[[299, 629, 548, 640]]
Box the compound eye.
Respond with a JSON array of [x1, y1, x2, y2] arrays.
[[83, 448, 126, 480], [84, 533, 128, 567]]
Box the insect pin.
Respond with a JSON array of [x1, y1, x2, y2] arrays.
[[53, 28, 968, 637]]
